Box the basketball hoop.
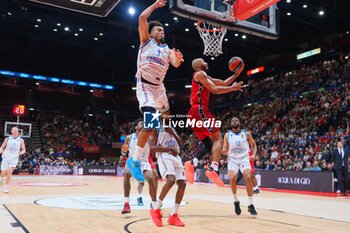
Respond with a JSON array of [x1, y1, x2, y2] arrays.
[[196, 21, 227, 57]]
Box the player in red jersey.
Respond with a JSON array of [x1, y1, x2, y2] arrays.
[[185, 58, 245, 186]]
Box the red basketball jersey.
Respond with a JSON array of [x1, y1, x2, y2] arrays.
[[190, 72, 210, 107]]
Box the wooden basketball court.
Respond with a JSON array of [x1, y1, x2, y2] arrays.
[[0, 175, 349, 233]]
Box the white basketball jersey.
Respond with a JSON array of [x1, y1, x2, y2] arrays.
[[3, 136, 21, 159], [228, 130, 250, 159], [128, 133, 138, 158], [136, 38, 170, 85], [156, 129, 180, 157]]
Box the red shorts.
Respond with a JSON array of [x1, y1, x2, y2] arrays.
[[250, 159, 255, 174], [148, 153, 156, 170], [187, 105, 220, 141]]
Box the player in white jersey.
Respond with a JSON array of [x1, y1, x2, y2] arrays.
[[0, 127, 26, 193], [222, 117, 258, 215], [150, 122, 186, 227], [120, 120, 145, 214], [128, 0, 184, 182], [127, 0, 184, 226]]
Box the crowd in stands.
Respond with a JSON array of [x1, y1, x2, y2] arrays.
[[1, 55, 350, 176]]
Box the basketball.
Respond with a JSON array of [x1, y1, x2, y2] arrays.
[[228, 57, 244, 72]]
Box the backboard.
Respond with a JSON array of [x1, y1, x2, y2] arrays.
[[169, 0, 280, 39], [4, 122, 32, 138]]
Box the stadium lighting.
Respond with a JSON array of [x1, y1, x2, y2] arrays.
[[128, 7, 136, 15], [242, 35, 247, 39], [287, 12, 291, 16], [319, 10, 325, 16], [303, 4, 307, 8], [37, 19, 41, 22], [132, 87, 137, 90], [165, 23, 169, 27], [185, 28, 189, 32], [185, 85, 192, 88], [64, 27, 69, 31]]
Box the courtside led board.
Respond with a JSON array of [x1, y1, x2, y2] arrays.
[[30, 0, 121, 17]]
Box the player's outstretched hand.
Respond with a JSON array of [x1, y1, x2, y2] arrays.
[[155, 0, 167, 8], [173, 48, 184, 62], [231, 81, 245, 92]]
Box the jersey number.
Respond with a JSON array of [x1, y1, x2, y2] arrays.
[[236, 141, 241, 146]]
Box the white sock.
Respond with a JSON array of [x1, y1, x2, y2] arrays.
[[255, 185, 259, 189], [248, 196, 253, 206], [138, 194, 142, 199], [133, 146, 144, 161], [124, 197, 130, 203], [155, 200, 162, 210], [211, 161, 219, 171], [172, 203, 180, 215], [193, 158, 199, 167], [152, 201, 157, 209], [233, 194, 239, 202]]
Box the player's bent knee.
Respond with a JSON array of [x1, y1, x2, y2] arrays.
[[177, 180, 186, 189], [165, 175, 176, 186]]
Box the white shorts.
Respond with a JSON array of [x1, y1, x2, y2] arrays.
[[157, 153, 185, 181], [227, 156, 251, 174], [141, 161, 152, 173], [136, 79, 169, 112], [1, 158, 19, 170]]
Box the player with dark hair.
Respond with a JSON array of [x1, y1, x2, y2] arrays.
[[222, 117, 258, 215], [121, 120, 145, 214], [150, 119, 186, 227], [126, 0, 184, 226], [185, 58, 245, 186]]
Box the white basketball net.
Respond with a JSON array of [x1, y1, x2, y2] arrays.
[[196, 22, 227, 57]]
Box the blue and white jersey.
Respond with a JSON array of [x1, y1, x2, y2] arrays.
[[228, 130, 250, 159], [136, 39, 170, 85], [156, 128, 180, 157]]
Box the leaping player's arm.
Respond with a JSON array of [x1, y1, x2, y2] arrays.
[[195, 71, 245, 94], [247, 132, 257, 157], [208, 63, 245, 86], [19, 139, 26, 156], [221, 132, 229, 156], [0, 138, 8, 154], [139, 0, 166, 45], [121, 135, 131, 156], [169, 49, 184, 68]]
